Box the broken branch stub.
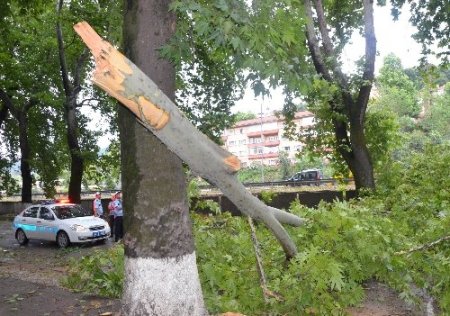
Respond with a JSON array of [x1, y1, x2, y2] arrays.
[[73, 21, 304, 259]]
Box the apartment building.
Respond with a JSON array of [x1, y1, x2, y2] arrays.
[[222, 111, 315, 167]]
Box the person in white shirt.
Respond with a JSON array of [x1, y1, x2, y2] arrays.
[[93, 192, 104, 219]]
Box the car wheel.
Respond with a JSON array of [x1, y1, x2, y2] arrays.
[[56, 231, 70, 248], [16, 229, 29, 245]]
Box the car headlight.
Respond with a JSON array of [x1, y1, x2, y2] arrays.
[[70, 224, 89, 232]]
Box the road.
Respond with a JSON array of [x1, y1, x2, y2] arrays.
[[0, 219, 121, 315]]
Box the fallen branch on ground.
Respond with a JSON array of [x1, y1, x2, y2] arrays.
[[395, 235, 450, 255]]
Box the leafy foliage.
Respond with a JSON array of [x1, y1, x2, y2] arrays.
[[376, 54, 421, 117], [420, 82, 450, 142], [63, 143, 450, 314], [84, 140, 121, 190], [237, 165, 280, 182], [63, 245, 124, 298], [232, 111, 257, 123]]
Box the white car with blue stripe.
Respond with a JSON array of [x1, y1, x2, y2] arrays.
[[13, 201, 111, 248]]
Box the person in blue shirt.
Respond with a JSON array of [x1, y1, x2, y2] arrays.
[[93, 192, 104, 219], [113, 191, 123, 242]]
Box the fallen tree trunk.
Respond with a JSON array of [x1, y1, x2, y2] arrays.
[[73, 21, 303, 259]]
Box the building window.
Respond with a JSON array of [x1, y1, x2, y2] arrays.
[[228, 140, 236, 146], [240, 128, 243, 134], [249, 137, 262, 144], [284, 146, 290, 151], [268, 135, 278, 141], [239, 139, 247, 145]]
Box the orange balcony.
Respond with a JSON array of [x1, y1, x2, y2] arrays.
[[262, 129, 279, 136], [247, 142, 263, 148], [247, 129, 279, 137], [247, 140, 280, 148], [248, 152, 279, 159], [263, 140, 280, 147]]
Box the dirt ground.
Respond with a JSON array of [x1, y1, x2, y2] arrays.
[[0, 218, 428, 316]]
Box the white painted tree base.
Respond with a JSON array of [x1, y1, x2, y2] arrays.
[[122, 252, 208, 316]]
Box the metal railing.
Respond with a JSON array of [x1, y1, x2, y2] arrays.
[[1, 178, 354, 201]]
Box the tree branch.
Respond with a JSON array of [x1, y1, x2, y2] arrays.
[[23, 98, 38, 112], [247, 216, 269, 303], [0, 102, 8, 127], [0, 89, 18, 119], [303, 0, 332, 81], [356, 0, 376, 124], [312, 0, 350, 92], [73, 48, 89, 96], [395, 235, 450, 256], [247, 216, 284, 301], [74, 21, 304, 259], [305, 1, 356, 167], [77, 98, 102, 107], [56, 0, 72, 97]]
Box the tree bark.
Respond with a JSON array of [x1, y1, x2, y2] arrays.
[[119, 1, 206, 315], [304, 0, 376, 192], [0, 103, 8, 127], [56, 0, 84, 203], [0, 89, 34, 202], [18, 111, 32, 203]]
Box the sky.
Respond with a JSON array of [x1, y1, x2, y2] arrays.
[[232, 3, 424, 115]]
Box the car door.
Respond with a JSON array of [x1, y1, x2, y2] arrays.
[[36, 207, 58, 240], [17, 206, 40, 238]]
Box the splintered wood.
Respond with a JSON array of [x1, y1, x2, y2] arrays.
[[73, 21, 169, 130]]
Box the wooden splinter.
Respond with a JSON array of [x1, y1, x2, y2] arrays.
[[74, 21, 304, 259], [74, 22, 169, 131]]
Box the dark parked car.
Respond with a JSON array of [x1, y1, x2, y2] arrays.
[[286, 169, 323, 185]]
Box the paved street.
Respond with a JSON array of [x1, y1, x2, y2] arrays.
[[0, 219, 121, 315]]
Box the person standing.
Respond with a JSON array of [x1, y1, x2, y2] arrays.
[[108, 193, 116, 239], [113, 191, 124, 242], [93, 192, 104, 219]]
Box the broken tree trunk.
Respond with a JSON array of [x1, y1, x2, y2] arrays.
[[73, 21, 303, 259]]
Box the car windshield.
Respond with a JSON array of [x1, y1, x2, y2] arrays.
[[52, 205, 91, 219]]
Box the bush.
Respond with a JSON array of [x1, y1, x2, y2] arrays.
[[62, 244, 124, 298], [63, 144, 450, 314]]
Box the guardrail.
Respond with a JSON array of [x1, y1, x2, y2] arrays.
[[1, 178, 354, 201], [200, 178, 354, 189]]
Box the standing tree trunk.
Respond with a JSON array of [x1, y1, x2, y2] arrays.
[[0, 103, 8, 126], [304, 0, 376, 192], [18, 111, 33, 203], [65, 100, 83, 203], [0, 89, 35, 203], [120, 1, 206, 314], [56, 0, 86, 203]]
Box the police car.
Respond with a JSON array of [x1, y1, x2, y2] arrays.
[[12, 200, 111, 248]]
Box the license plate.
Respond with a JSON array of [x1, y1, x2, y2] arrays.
[[92, 231, 106, 237]]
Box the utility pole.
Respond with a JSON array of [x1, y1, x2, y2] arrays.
[[259, 102, 264, 182]]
